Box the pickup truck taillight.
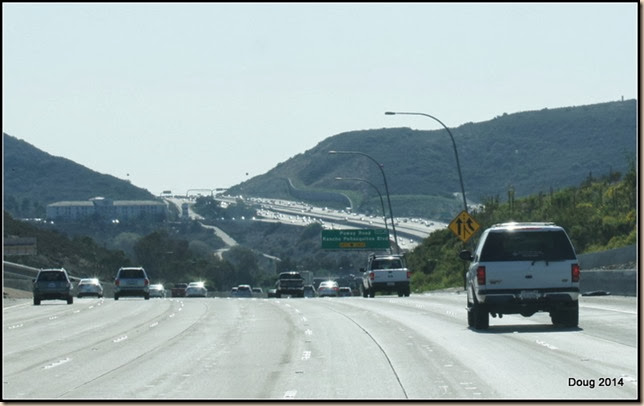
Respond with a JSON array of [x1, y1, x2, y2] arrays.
[[369, 272, 375, 281], [115, 279, 120, 287], [406, 271, 411, 279], [144, 278, 150, 286], [571, 264, 580, 282], [476, 266, 486, 285]]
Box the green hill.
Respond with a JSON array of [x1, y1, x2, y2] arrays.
[[227, 100, 636, 221], [4, 133, 157, 218]]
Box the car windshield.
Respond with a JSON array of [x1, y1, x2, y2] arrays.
[[480, 230, 576, 262]]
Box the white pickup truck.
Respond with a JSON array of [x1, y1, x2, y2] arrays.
[[459, 222, 580, 330], [360, 253, 411, 297]]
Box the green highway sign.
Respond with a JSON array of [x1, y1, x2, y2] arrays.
[[321, 229, 390, 250]]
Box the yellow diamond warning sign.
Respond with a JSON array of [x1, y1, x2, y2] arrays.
[[449, 210, 480, 242]]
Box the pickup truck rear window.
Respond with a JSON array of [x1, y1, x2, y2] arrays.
[[480, 230, 576, 262], [371, 260, 402, 269]]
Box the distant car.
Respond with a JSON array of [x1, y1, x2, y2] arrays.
[[303, 285, 317, 298], [77, 278, 103, 298], [172, 283, 188, 297], [338, 287, 353, 297], [114, 267, 150, 300], [252, 287, 264, 296], [318, 280, 339, 297], [33, 268, 74, 305], [149, 284, 166, 298], [267, 288, 277, 298], [230, 287, 239, 297], [185, 282, 207, 297], [236, 284, 253, 298]]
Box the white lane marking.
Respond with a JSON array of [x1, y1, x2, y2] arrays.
[[535, 339, 557, 350], [582, 305, 636, 315], [284, 390, 297, 399], [113, 335, 128, 343], [8, 324, 23, 330], [150, 322, 159, 328], [302, 351, 311, 361], [304, 329, 313, 336], [43, 357, 71, 369], [48, 316, 57, 320]]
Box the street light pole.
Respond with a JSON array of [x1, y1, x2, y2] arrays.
[[335, 176, 392, 253], [328, 150, 400, 253], [385, 111, 468, 213]]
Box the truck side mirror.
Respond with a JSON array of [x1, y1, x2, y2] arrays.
[[459, 250, 473, 261]]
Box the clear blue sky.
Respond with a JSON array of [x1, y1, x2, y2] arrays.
[[3, 2, 637, 196]]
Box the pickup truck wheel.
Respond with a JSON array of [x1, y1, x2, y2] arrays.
[[552, 302, 578, 327], [471, 300, 489, 330], [368, 288, 375, 298], [362, 288, 368, 298], [114, 295, 119, 301], [34, 297, 41, 306], [565, 302, 579, 327], [467, 302, 475, 327]]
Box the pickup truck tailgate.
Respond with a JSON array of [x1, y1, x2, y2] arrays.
[[485, 260, 575, 290]]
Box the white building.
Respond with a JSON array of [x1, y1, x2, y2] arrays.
[[46, 197, 167, 221]]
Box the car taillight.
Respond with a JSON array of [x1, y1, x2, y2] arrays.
[[571, 264, 580, 282], [144, 278, 149, 286], [115, 279, 120, 286], [476, 266, 486, 285], [406, 271, 411, 279], [369, 272, 375, 281]]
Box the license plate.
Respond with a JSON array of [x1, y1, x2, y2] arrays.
[[387, 282, 395, 286], [520, 290, 540, 300]]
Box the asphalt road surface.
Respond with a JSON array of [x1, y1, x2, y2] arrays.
[[3, 292, 637, 400]]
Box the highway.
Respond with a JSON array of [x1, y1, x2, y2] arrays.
[[167, 195, 447, 251], [3, 293, 637, 400]]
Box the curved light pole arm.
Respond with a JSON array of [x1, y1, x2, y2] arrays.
[[329, 151, 400, 253], [385, 111, 468, 213], [335, 177, 391, 253]]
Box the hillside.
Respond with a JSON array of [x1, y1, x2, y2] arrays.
[[3, 99, 636, 222], [4, 133, 156, 218], [227, 100, 636, 220]]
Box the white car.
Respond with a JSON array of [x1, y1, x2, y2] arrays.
[[149, 284, 166, 298], [317, 280, 339, 297], [77, 278, 104, 298], [185, 281, 207, 297]]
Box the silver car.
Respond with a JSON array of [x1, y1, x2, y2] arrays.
[[149, 283, 166, 298], [77, 278, 104, 298], [33, 268, 74, 305], [318, 280, 339, 297], [185, 282, 207, 297], [114, 267, 150, 300]]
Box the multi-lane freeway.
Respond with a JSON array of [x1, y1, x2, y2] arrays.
[[3, 293, 637, 400], [167, 195, 446, 251]]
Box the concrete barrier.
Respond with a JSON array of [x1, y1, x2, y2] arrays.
[[577, 244, 636, 269], [580, 268, 637, 296]]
